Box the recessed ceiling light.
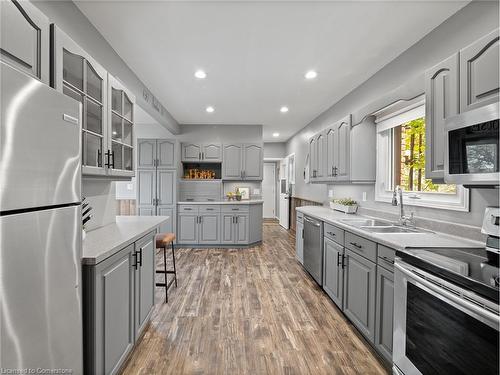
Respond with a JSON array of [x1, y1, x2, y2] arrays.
[[195, 70, 207, 79], [305, 70, 317, 79], [206, 106, 215, 113], [280, 106, 289, 113], [272, 132, 280, 137]]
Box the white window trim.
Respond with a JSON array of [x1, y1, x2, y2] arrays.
[[375, 105, 470, 212]]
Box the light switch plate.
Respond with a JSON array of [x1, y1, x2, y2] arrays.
[[362, 191, 367, 201], [328, 189, 333, 198]]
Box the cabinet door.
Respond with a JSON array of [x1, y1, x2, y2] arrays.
[[334, 116, 350, 181], [460, 29, 500, 112], [135, 232, 155, 337], [157, 139, 176, 168], [95, 245, 135, 375], [223, 144, 243, 179], [374, 265, 394, 363], [315, 133, 326, 180], [323, 237, 344, 309], [108, 73, 135, 177], [309, 137, 316, 180], [158, 207, 175, 235], [137, 139, 156, 169], [221, 214, 235, 244], [243, 144, 263, 180], [0, 0, 49, 83], [202, 143, 222, 162], [52, 25, 108, 177], [177, 214, 198, 244], [343, 249, 376, 342], [295, 221, 304, 264], [325, 127, 336, 180], [425, 54, 459, 180], [235, 214, 249, 244], [157, 170, 175, 206], [137, 169, 156, 216], [182, 143, 201, 162], [199, 213, 220, 244]]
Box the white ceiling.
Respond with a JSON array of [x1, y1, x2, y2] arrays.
[[76, 1, 467, 141]]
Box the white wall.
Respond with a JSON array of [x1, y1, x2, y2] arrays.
[[286, 1, 499, 229], [82, 179, 117, 231], [264, 142, 286, 159]]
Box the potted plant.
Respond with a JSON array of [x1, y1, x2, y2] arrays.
[[330, 198, 358, 214]]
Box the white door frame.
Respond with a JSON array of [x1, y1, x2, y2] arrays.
[[279, 158, 289, 229], [262, 162, 276, 219]]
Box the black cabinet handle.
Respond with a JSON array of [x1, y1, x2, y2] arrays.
[[341, 254, 346, 269], [206, 208, 214, 211], [381, 256, 394, 264], [235, 216, 238, 224], [111, 151, 115, 169], [337, 253, 341, 266], [132, 251, 138, 270], [105, 150, 111, 168], [138, 248, 143, 267], [184, 208, 192, 210], [350, 242, 362, 249], [232, 208, 239, 211], [327, 231, 336, 237]]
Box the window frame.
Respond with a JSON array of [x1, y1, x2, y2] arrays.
[[375, 104, 469, 212]]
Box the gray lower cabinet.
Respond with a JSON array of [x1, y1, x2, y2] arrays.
[[221, 213, 236, 244], [342, 249, 376, 342], [235, 214, 249, 243], [178, 213, 198, 243], [374, 264, 394, 363], [295, 220, 304, 264], [323, 237, 344, 309], [83, 230, 156, 375], [199, 213, 221, 244]]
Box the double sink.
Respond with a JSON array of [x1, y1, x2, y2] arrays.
[[340, 218, 431, 234]]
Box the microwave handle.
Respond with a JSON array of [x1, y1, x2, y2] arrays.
[[395, 261, 499, 328]]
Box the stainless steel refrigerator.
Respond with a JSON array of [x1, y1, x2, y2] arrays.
[[0, 61, 83, 373]]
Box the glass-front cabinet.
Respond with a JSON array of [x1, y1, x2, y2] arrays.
[[51, 25, 134, 179]]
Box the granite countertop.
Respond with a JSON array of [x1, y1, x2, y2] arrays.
[[82, 216, 169, 265], [177, 200, 264, 205], [296, 206, 484, 251]]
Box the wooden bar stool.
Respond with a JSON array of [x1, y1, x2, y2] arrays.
[[155, 233, 177, 303]]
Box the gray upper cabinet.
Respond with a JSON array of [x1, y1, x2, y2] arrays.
[[157, 170, 176, 206], [0, 0, 49, 83], [222, 144, 243, 179], [202, 143, 222, 162], [460, 29, 500, 112], [182, 143, 202, 162], [107, 74, 135, 178], [52, 25, 109, 177], [157, 139, 176, 168], [374, 264, 394, 363], [134, 232, 155, 338], [343, 249, 376, 343], [242, 144, 263, 180], [137, 139, 156, 169], [425, 53, 459, 181], [308, 137, 317, 180], [323, 237, 344, 309], [315, 133, 326, 180], [324, 116, 350, 182]]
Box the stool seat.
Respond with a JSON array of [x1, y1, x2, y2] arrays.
[[156, 233, 175, 249]]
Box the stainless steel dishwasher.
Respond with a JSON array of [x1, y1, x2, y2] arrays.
[[303, 215, 323, 285]]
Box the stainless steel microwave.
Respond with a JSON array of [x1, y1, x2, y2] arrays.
[[445, 102, 499, 186]]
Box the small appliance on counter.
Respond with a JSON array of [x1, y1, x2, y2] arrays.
[[393, 206, 499, 375]]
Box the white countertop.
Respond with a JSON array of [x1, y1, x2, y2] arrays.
[[296, 206, 484, 251], [177, 200, 264, 205], [82, 216, 169, 265]]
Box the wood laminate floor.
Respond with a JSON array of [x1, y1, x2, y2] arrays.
[[121, 222, 389, 375]]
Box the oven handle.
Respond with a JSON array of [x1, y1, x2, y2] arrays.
[[395, 261, 499, 327]]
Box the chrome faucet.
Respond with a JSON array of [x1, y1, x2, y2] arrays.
[[392, 186, 415, 227]]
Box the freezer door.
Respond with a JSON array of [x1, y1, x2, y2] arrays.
[[0, 61, 81, 212], [0, 205, 82, 372]]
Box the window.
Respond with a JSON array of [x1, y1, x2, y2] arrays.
[[375, 105, 469, 211]]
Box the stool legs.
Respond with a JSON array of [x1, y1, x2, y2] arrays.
[[155, 242, 178, 304], [171, 242, 177, 288], [163, 246, 168, 303]]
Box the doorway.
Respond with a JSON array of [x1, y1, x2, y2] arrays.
[[262, 162, 276, 219]]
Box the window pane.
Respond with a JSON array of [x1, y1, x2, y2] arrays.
[[124, 146, 132, 171], [63, 49, 83, 90], [123, 120, 132, 145], [394, 118, 456, 193], [85, 132, 102, 167], [86, 62, 102, 102], [112, 142, 122, 170], [123, 93, 133, 121], [86, 99, 102, 135], [112, 88, 122, 114], [63, 84, 83, 104], [112, 113, 122, 142]]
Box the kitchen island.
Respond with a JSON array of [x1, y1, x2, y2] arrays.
[[82, 215, 169, 375]]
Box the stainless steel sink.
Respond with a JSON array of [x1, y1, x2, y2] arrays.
[[340, 218, 391, 227], [360, 226, 428, 234]]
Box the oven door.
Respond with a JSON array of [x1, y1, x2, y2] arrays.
[[445, 102, 499, 185], [393, 260, 499, 375]]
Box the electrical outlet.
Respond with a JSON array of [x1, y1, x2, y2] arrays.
[[328, 189, 333, 198], [254, 188, 260, 195], [362, 191, 367, 201], [127, 184, 133, 191]]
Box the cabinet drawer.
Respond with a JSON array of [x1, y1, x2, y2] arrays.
[[345, 232, 377, 262], [324, 223, 344, 245], [199, 205, 221, 213], [221, 205, 249, 213], [178, 205, 199, 213], [377, 245, 395, 271], [136, 230, 156, 248]]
